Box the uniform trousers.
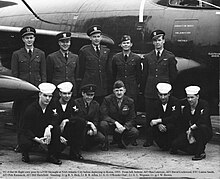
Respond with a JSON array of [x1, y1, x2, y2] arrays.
[[99, 121, 139, 145], [171, 124, 212, 155], [61, 118, 86, 155], [19, 126, 61, 157], [84, 131, 105, 149], [147, 124, 176, 149], [144, 98, 157, 143]]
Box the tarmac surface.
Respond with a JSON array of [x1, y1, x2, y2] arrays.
[[0, 102, 220, 179]]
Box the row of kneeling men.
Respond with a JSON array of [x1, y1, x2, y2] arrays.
[[19, 80, 212, 165]]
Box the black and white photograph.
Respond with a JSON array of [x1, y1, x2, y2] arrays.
[[0, 0, 219, 178]]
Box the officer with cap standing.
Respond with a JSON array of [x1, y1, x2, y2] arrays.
[[78, 25, 111, 105], [11, 26, 46, 86], [100, 80, 139, 150], [112, 35, 142, 111], [142, 30, 178, 145], [74, 84, 106, 151], [19, 82, 62, 165], [46, 32, 79, 98], [11, 26, 46, 152], [143, 82, 180, 150], [170, 86, 212, 160], [53, 81, 87, 161]]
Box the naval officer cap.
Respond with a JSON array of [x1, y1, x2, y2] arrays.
[[113, 80, 125, 89], [81, 84, 97, 94], [20, 26, 36, 37], [57, 82, 73, 93], [56, 32, 71, 41], [185, 86, 200, 95], [156, 82, 172, 94], [150, 29, 165, 40], [120, 35, 132, 43], [87, 25, 102, 36], [38, 83, 56, 94]]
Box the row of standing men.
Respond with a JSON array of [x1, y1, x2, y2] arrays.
[[11, 25, 212, 164]]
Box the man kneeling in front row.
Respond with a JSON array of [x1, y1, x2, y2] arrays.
[[100, 80, 139, 150], [19, 83, 62, 165]]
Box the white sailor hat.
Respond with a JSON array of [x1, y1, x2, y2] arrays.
[[156, 82, 172, 94], [38, 83, 56, 94], [57, 82, 73, 93], [185, 86, 200, 95]]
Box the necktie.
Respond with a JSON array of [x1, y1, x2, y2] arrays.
[[64, 53, 68, 61], [156, 51, 160, 60], [124, 55, 128, 62], [28, 50, 32, 58], [96, 46, 100, 56], [118, 100, 122, 108]]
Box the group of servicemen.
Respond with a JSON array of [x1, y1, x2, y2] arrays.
[[10, 24, 213, 165]]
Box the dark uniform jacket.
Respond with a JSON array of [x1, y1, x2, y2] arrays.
[[78, 44, 110, 96], [46, 50, 79, 89], [74, 97, 100, 127], [52, 98, 78, 125], [112, 52, 142, 97], [180, 99, 212, 133], [20, 100, 59, 141], [142, 49, 177, 99], [11, 47, 46, 86], [148, 96, 181, 130], [100, 94, 136, 130]]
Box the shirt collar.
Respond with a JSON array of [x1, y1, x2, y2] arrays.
[[59, 50, 69, 57], [25, 47, 34, 53], [92, 44, 100, 51], [155, 49, 164, 56]]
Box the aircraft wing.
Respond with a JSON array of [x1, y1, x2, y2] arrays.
[[0, 25, 114, 45]]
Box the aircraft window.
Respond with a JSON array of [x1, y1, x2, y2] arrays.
[[169, 0, 220, 8]]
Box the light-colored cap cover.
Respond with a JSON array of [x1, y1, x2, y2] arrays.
[[38, 83, 56, 94], [57, 82, 73, 93], [185, 86, 200, 95], [156, 82, 172, 94]]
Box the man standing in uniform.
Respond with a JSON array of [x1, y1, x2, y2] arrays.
[[112, 35, 142, 111], [78, 25, 110, 105], [142, 29, 178, 146], [46, 32, 79, 97], [11, 26, 46, 152], [170, 86, 212, 160], [11, 26, 46, 86], [54, 82, 86, 160], [74, 84, 106, 151], [143, 83, 180, 149], [100, 80, 139, 150], [19, 83, 62, 165]]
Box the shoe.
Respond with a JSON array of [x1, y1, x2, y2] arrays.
[[170, 149, 178, 155], [143, 141, 153, 147], [192, 153, 206, 161], [69, 153, 84, 161], [118, 142, 126, 149], [47, 155, 62, 165], [22, 153, 30, 163], [101, 143, 109, 151], [131, 140, 138, 146]]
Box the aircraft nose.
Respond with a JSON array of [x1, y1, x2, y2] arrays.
[[0, 75, 39, 102], [176, 57, 200, 72]]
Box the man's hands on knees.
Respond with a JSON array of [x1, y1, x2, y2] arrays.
[[43, 125, 53, 144], [115, 121, 126, 134], [60, 119, 69, 133], [87, 121, 97, 136]]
